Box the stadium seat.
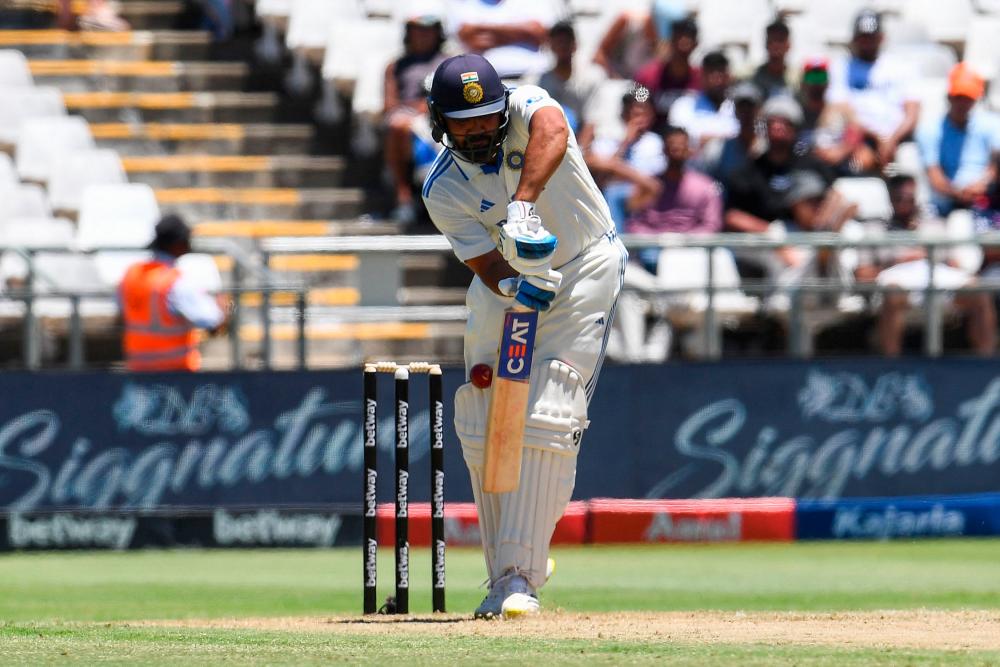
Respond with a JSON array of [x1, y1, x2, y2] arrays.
[[0, 184, 52, 225], [322, 17, 403, 93], [76, 183, 160, 250], [48, 149, 127, 215], [0, 86, 66, 148], [963, 18, 1000, 79], [833, 178, 892, 222], [696, 0, 771, 50], [0, 153, 17, 187], [903, 0, 973, 46], [655, 246, 751, 312], [0, 217, 77, 288], [882, 43, 956, 79], [15, 116, 95, 183], [177, 253, 224, 292], [0, 50, 33, 88], [94, 250, 153, 288], [944, 209, 984, 275]]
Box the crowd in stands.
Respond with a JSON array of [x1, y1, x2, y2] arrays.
[[378, 0, 1000, 359]]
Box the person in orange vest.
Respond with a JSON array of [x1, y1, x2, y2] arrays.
[[119, 215, 226, 372]]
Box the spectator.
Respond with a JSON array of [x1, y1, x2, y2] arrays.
[[668, 51, 737, 158], [750, 19, 795, 100], [724, 96, 832, 234], [798, 58, 879, 176], [826, 9, 920, 167], [635, 17, 701, 129], [383, 13, 449, 226], [917, 63, 1000, 217], [531, 21, 605, 139], [119, 216, 227, 372], [708, 81, 763, 184], [446, 0, 556, 80], [855, 175, 996, 356], [585, 85, 666, 231], [593, 0, 687, 80], [56, 0, 128, 31], [627, 125, 723, 272]]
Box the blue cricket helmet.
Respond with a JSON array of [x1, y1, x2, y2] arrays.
[[428, 54, 510, 164]]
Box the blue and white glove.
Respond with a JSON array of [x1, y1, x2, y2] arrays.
[[497, 200, 558, 274], [498, 269, 563, 312]]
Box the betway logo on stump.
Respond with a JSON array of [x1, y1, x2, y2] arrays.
[[213, 509, 342, 547], [8, 513, 136, 550], [644, 512, 742, 542]]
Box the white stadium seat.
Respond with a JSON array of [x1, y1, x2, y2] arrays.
[[0, 50, 33, 88], [76, 183, 160, 250], [0, 153, 17, 187], [904, 0, 973, 45], [48, 149, 127, 214], [287, 0, 363, 55], [0, 86, 66, 147], [0, 184, 52, 225], [177, 253, 223, 292], [833, 178, 892, 222], [964, 18, 1000, 79], [15, 116, 94, 183]]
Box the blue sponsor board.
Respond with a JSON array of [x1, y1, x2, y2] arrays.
[[2, 358, 1000, 513], [496, 309, 536, 381], [796, 494, 1000, 539]]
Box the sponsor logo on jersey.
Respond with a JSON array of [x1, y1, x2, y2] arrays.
[[479, 198, 495, 212]]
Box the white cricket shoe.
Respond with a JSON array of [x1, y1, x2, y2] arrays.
[[501, 574, 540, 618]]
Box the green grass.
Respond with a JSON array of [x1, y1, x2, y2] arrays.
[[2, 541, 999, 665]]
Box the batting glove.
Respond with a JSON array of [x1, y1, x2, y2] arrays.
[[497, 201, 558, 274], [499, 269, 563, 311]]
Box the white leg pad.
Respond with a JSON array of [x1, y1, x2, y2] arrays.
[[495, 446, 578, 590], [467, 464, 501, 582], [523, 359, 590, 453], [453, 381, 488, 467]]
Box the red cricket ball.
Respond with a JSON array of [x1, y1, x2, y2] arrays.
[[470, 363, 493, 388]]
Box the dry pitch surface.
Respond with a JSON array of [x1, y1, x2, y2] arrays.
[[148, 609, 1000, 652]]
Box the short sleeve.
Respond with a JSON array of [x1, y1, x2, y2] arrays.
[[916, 120, 941, 168], [423, 188, 497, 262], [508, 85, 563, 129]]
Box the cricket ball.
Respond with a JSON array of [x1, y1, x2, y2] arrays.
[[470, 363, 493, 388]]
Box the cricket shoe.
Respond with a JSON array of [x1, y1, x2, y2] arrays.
[[473, 579, 507, 619], [501, 574, 540, 618]]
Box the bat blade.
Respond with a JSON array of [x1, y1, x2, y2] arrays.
[[483, 307, 537, 494]]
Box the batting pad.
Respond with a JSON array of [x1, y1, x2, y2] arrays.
[[496, 446, 578, 590], [453, 381, 488, 467], [523, 358, 590, 453], [467, 464, 502, 581]]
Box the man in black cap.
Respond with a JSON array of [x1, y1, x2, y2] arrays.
[[423, 53, 625, 619], [118, 214, 226, 371], [825, 9, 920, 166]]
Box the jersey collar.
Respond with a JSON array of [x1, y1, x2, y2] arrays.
[[480, 148, 505, 175]]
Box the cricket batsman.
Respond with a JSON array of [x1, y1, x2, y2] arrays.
[[422, 54, 627, 618]]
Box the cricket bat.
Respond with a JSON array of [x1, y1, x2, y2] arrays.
[[482, 305, 538, 493]]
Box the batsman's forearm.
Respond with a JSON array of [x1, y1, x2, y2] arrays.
[[513, 108, 569, 203]]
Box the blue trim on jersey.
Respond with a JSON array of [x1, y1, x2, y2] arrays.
[[452, 158, 470, 181], [422, 152, 454, 198], [586, 232, 628, 404], [480, 148, 504, 175]]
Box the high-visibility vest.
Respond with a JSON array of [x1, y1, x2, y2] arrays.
[[120, 260, 200, 371]]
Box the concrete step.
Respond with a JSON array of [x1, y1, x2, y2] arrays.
[[0, 29, 211, 60], [70, 0, 185, 30], [123, 154, 345, 188], [155, 187, 365, 219], [200, 321, 466, 370], [63, 91, 279, 123], [29, 59, 248, 92], [193, 218, 396, 238], [91, 122, 315, 155]]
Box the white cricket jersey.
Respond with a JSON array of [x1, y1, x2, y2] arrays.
[[421, 85, 615, 269]]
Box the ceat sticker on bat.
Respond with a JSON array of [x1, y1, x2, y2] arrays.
[[497, 310, 537, 381]]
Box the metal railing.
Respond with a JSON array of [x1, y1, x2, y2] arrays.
[[3, 231, 1000, 369]]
